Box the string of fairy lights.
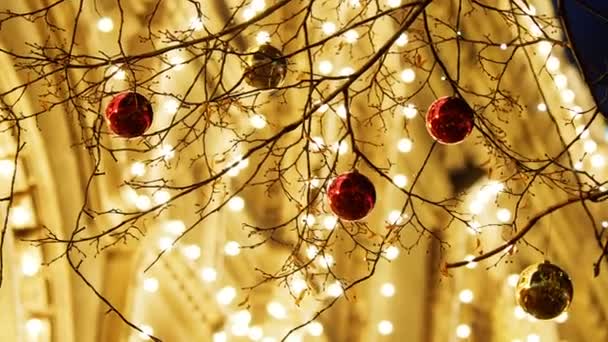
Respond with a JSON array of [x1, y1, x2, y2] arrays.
[[2, 0, 607, 341]]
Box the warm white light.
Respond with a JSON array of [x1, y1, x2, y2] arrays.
[[189, 17, 204, 31], [386, 0, 401, 8], [601, 220, 608, 229], [216, 286, 237, 305], [561, 89, 575, 103], [393, 174, 407, 188], [231, 324, 249, 337], [251, 0, 266, 11], [224, 241, 241, 256], [401, 104, 417, 118], [496, 208, 512, 223], [308, 321, 324, 336], [213, 332, 227, 342], [464, 255, 477, 269], [397, 138, 413, 153], [395, 33, 409, 46], [201, 267, 217, 282], [165, 220, 186, 235], [584, 140, 597, 153], [344, 29, 359, 43], [514, 305, 526, 319], [468, 201, 484, 215], [228, 196, 245, 211], [256, 31, 271, 44], [302, 214, 316, 226], [554, 74, 568, 89], [250, 114, 267, 129], [507, 274, 519, 287], [143, 277, 159, 293], [169, 56, 185, 70], [97, 17, 114, 32], [10, 206, 32, 227], [242, 8, 256, 21], [384, 246, 400, 260], [0, 159, 15, 177], [333, 141, 349, 155], [164, 99, 179, 114], [183, 245, 201, 260], [377, 320, 393, 335], [267, 301, 287, 319], [574, 161, 583, 170], [26, 318, 43, 336], [319, 60, 333, 75], [349, 0, 360, 6], [537, 103, 547, 112], [291, 278, 307, 294], [232, 310, 252, 327], [318, 254, 334, 268], [322, 21, 337, 35], [400, 68, 416, 83], [459, 289, 474, 303], [537, 41, 552, 55], [527, 334, 540, 342], [467, 221, 481, 235], [339, 67, 355, 76], [387, 210, 404, 225], [135, 195, 151, 211], [380, 282, 396, 297], [306, 245, 318, 259], [153, 190, 170, 205], [546, 56, 560, 72], [317, 103, 329, 113], [456, 324, 471, 339], [530, 23, 542, 37], [139, 325, 154, 340], [249, 326, 264, 340], [555, 311, 568, 323], [21, 252, 40, 276], [500, 43, 507, 50], [336, 104, 347, 119], [158, 237, 173, 251], [160, 144, 175, 160], [310, 136, 325, 152], [591, 154, 605, 168], [323, 215, 338, 230], [327, 281, 343, 297]]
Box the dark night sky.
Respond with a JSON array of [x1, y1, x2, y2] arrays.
[[557, 0, 608, 115]]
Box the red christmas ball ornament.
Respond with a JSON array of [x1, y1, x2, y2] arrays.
[[425, 96, 474, 144], [105, 92, 153, 138], [327, 171, 376, 221]]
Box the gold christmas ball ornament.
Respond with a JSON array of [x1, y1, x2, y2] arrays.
[[243, 44, 287, 89], [516, 261, 573, 320]]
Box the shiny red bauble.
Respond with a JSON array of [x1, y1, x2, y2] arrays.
[[105, 92, 153, 138], [425, 96, 474, 144], [327, 171, 376, 221]]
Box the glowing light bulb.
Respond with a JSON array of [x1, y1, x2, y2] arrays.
[[527, 334, 540, 342], [306, 245, 318, 259], [401, 104, 417, 118], [319, 60, 333, 75], [0, 159, 15, 177], [251, 0, 266, 11], [323, 215, 338, 230], [183, 245, 201, 260], [496, 208, 511, 223], [464, 255, 477, 269], [339, 67, 355, 76], [377, 320, 393, 335], [153, 190, 170, 205], [224, 241, 241, 256], [397, 138, 413, 153], [256, 31, 271, 44], [26, 318, 43, 336], [380, 282, 395, 297], [514, 305, 526, 319], [327, 281, 343, 297], [97, 17, 114, 32], [302, 214, 316, 226], [574, 161, 583, 170], [584, 140, 597, 153], [384, 246, 400, 260], [322, 21, 337, 35], [467, 221, 480, 235], [546, 56, 560, 72], [10, 206, 32, 228], [164, 220, 185, 235], [591, 154, 605, 168], [242, 8, 256, 21], [393, 174, 407, 188], [459, 289, 474, 303], [249, 326, 264, 340], [554, 74, 568, 89], [158, 237, 173, 251], [561, 89, 575, 103], [163, 99, 179, 114], [250, 113, 267, 129], [139, 325, 154, 340], [317, 103, 329, 113], [201, 267, 217, 282], [169, 56, 185, 70], [160, 144, 175, 160], [336, 104, 347, 119], [395, 33, 409, 46], [130, 162, 146, 177], [386, 0, 401, 8], [143, 277, 159, 293], [21, 251, 40, 276], [291, 278, 307, 294], [267, 301, 287, 319], [555, 311, 568, 323], [456, 324, 471, 339], [500, 43, 507, 50], [507, 274, 519, 287], [537, 41, 552, 55], [344, 29, 359, 43], [213, 332, 227, 342], [318, 254, 334, 268], [537, 103, 547, 112], [216, 286, 237, 305], [308, 321, 324, 336], [135, 195, 151, 211], [400, 68, 415, 83], [310, 136, 325, 152], [601, 220, 608, 229], [387, 210, 404, 225], [189, 17, 204, 30], [468, 201, 484, 215], [228, 196, 245, 211]]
